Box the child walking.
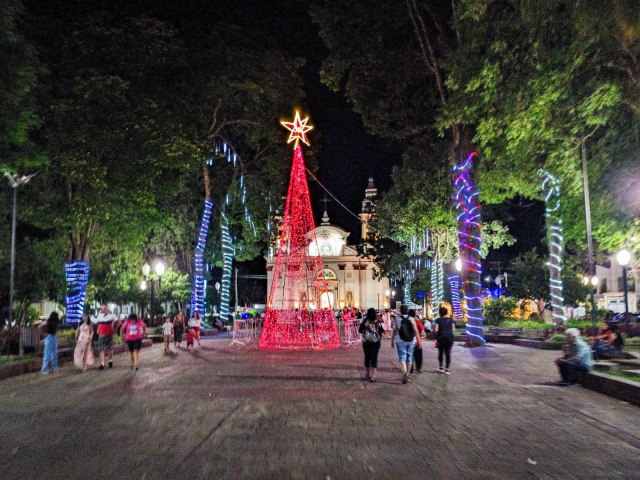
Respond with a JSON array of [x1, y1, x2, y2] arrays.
[[185, 327, 195, 350], [163, 317, 173, 353]]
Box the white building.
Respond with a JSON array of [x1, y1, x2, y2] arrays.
[[266, 178, 392, 311]]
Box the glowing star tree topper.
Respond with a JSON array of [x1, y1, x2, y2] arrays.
[[281, 110, 313, 148]]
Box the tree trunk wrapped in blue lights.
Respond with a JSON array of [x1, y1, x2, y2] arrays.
[[430, 259, 444, 307], [219, 211, 234, 321], [453, 152, 485, 345], [539, 169, 566, 325], [191, 199, 213, 315], [448, 274, 463, 321], [65, 261, 90, 324]]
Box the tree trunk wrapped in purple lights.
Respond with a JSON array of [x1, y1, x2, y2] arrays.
[[260, 111, 339, 349], [453, 152, 485, 346]]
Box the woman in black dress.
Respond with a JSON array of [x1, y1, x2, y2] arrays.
[[173, 310, 185, 347], [358, 307, 385, 382], [434, 306, 456, 374]]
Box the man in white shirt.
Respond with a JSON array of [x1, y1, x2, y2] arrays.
[[94, 303, 118, 369]]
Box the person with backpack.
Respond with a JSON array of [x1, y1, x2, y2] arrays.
[[358, 307, 385, 382], [120, 313, 146, 371], [391, 304, 421, 384], [434, 306, 456, 374]]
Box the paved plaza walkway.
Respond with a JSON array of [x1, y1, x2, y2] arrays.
[[1, 336, 639, 479]]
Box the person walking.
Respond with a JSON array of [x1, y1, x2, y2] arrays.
[[120, 313, 146, 371], [391, 304, 420, 384], [173, 310, 185, 347], [358, 307, 385, 382], [73, 313, 94, 371], [189, 312, 202, 346], [162, 316, 173, 353], [94, 303, 117, 370], [434, 306, 455, 374], [409, 309, 425, 374], [39, 312, 60, 375]]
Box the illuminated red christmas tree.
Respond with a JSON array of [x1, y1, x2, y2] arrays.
[[259, 111, 340, 349]]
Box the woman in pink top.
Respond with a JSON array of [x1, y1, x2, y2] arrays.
[[120, 313, 146, 371]]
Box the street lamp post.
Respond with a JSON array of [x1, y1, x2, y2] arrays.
[[140, 280, 147, 319], [142, 260, 165, 322], [214, 281, 221, 315], [583, 275, 599, 327], [4, 173, 36, 327], [616, 249, 631, 320]]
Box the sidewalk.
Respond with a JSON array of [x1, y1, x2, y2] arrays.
[[0, 337, 638, 479]]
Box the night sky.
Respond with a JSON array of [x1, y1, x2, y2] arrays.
[[58, 0, 541, 276], [110, 0, 403, 238]]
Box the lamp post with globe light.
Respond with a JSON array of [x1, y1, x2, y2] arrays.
[[616, 249, 631, 320], [142, 260, 165, 322], [4, 172, 36, 327]]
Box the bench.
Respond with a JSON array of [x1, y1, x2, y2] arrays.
[[485, 326, 523, 344]]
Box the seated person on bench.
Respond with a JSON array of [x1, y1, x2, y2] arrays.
[[555, 328, 594, 385], [590, 322, 623, 359]]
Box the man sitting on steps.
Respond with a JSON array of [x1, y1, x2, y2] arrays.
[[555, 328, 594, 386]]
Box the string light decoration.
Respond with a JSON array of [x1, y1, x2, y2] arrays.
[[65, 261, 90, 324], [539, 169, 566, 325], [191, 199, 213, 315], [191, 139, 257, 319], [281, 110, 313, 148], [260, 111, 340, 349], [453, 152, 485, 345], [429, 259, 445, 308], [403, 284, 411, 308], [448, 274, 462, 321], [219, 211, 235, 321]]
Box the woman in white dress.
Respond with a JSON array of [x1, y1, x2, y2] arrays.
[[74, 313, 95, 371]]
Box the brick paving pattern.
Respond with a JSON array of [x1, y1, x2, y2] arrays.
[[1, 337, 639, 479]]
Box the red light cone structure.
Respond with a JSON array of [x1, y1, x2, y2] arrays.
[[259, 111, 340, 349]]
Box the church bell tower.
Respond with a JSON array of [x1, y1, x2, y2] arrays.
[[360, 177, 377, 241]]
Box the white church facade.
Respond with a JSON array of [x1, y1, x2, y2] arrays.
[[266, 178, 392, 311]]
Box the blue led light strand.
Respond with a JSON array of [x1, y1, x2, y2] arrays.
[[449, 274, 462, 321], [65, 261, 90, 324], [453, 152, 486, 344], [539, 169, 566, 324], [191, 199, 213, 316], [219, 212, 235, 321]]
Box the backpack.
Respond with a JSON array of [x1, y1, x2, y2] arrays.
[[398, 315, 415, 342], [361, 323, 381, 343]]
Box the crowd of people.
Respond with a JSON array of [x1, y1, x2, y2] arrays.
[[38, 303, 209, 375], [355, 304, 457, 385]]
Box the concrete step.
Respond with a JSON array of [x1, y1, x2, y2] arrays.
[[593, 361, 617, 371], [610, 358, 640, 368]]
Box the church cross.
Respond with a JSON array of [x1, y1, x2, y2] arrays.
[[321, 195, 331, 211]]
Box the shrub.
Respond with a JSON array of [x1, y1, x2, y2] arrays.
[[502, 320, 548, 330], [484, 297, 518, 326], [626, 336, 640, 346], [547, 333, 566, 343], [565, 319, 594, 330]]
